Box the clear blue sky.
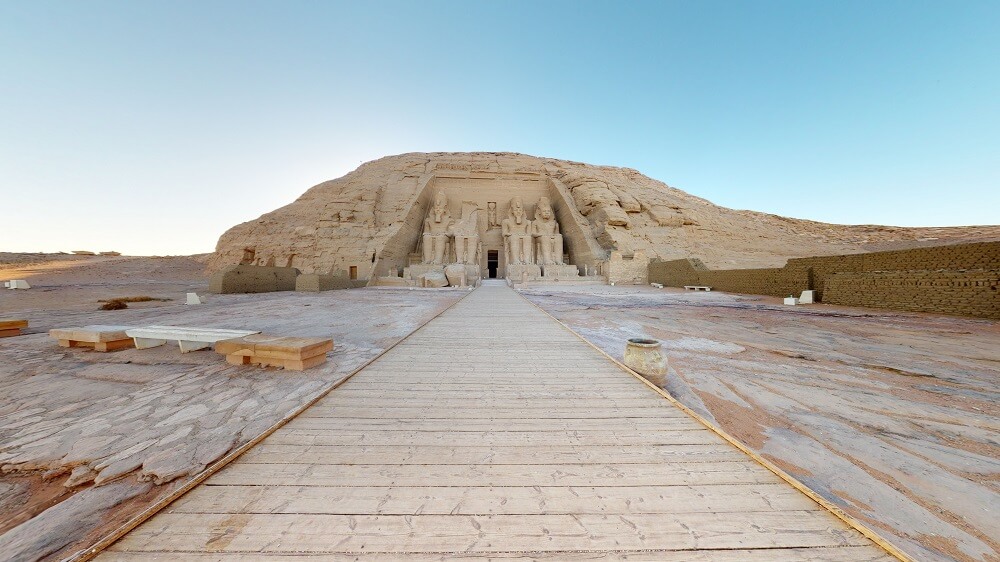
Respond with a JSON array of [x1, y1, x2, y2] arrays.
[[2, 0, 997, 255]]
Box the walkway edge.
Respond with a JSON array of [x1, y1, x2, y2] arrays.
[[515, 288, 914, 562], [71, 287, 477, 562]]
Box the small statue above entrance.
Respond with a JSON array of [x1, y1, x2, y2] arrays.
[[487, 201, 498, 228]]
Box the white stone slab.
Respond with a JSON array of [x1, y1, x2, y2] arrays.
[[784, 297, 800, 305], [126, 326, 260, 353], [7, 280, 30, 289], [683, 286, 712, 292], [800, 290, 816, 304], [186, 292, 202, 305]]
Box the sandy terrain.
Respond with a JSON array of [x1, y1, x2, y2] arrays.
[[0, 256, 464, 561], [522, 284, 1000, 562]]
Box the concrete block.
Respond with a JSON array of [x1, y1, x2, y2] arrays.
[[186, 293, 203, 305], [784, 297, 800, 305], [7, 280, 30, 289], [800, 290, 816, 304]]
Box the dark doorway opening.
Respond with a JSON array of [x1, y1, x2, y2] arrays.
[[487, 250, 499, 278]]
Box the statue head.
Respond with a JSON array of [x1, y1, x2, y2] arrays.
[[431, 191, 448, 223], [536, 197, 553, 221], [509, 197, 525, 224]]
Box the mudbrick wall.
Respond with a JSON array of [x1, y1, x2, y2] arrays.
[[824, 270, 999, 318], [647, 258, 705, 287], [649, 241, 1000, 319], [788, 241, 1000, 301], [698, 267, 811, 299], [209, 265, 300, 294]]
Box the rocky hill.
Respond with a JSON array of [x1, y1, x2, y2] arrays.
[[209, 152, 1000, 274]]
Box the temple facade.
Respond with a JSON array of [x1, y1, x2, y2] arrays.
[[372, 168, 603, 287]]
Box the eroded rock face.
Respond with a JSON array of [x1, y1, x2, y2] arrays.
[[209, 152, 1000, 276]]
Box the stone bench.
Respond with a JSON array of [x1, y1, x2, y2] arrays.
[[684, 285, 712, 292], [215, 334, 334, 371], [0, 319, 28, 338], [126, 326, 260, 353], [49, 325, 135, 352]]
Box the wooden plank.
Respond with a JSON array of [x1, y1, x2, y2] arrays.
[[300, 407, 687, 419], [0, 319, 29, 330], [285, 417, 704, 431], [99, 545, 899, 561], [208, 462, 778, 487], [240, 444, 744, 465], [310, 399, 673, 410], [326, 384, 648, 401], [265, 429, 715, 446], [108, 511, 870, 553], [171, 483, 819, 515]]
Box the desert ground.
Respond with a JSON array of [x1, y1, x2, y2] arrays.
[[0, 254, 997, 561], [522, 284, 999, 562], [0, 255, 463, 560]]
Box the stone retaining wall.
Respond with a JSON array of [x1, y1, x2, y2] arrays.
[[824, 270, 999, 319], [648, 241, 1000, 319], [209, 265, 300, 294]]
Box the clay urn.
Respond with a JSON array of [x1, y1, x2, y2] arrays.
[[624, 338, 668, 386]]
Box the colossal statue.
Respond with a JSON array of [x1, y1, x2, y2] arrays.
[[449, 208, 480, 265], [502, 196, 532, 265], [421, 191, 452, 265], [532, 196, 564, 266]]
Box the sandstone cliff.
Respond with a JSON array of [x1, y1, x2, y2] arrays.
[[209, 152, 1000, 275]]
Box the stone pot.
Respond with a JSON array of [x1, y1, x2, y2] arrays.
[[623, 338, 668, 387]]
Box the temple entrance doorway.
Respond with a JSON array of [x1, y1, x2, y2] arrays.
[[487, 250, 499, 278]]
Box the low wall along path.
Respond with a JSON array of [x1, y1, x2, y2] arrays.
[[98, 282, 896, 559]]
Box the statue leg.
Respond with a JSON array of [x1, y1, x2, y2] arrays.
[[432, 236, 444, 264], [554, 234, 564, 264], [422, 234, 433, 263], [539, 238, 551, 266], [468, 235, 479, 264], [454, 237, 465, 264]]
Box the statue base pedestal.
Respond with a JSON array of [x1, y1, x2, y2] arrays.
[[406, 264, 443, 279], [406, 263, 480, 287], [542, 264, 581, 280], [444, 264, 481, 287], [505, 264, 541, 282]]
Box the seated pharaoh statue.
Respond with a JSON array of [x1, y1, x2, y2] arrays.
[[422, 191, 453, 265], [502, 196, 532, 265], [532, 196, 564, 266], [449, 208, 480, 265]]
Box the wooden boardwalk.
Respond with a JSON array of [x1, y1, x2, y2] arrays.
[[100, 282, 895, 560]]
